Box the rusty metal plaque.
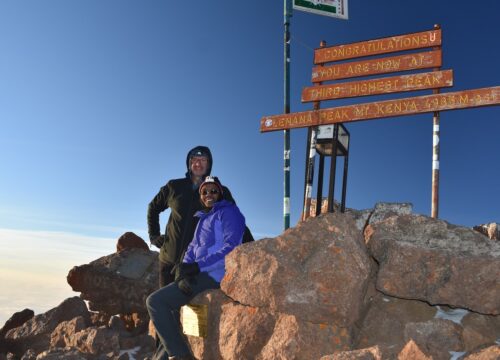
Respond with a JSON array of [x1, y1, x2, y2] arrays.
[[302, 70, 453, 102], [312, 50, 442, 82], [315, 29, 441, 64], [261, 87, 500, 132], [181, 304, 208, 338]]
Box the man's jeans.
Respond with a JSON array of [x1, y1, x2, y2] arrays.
[[146, 272, 219, 359]]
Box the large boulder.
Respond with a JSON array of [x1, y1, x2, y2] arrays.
[[19, 348, 37, 359], [218, 302, 275, 360], [4, 297, 89, 357], [345, 208, 373, 232], [0, 309, 35, 356], [308, 201, 413, 232], [257, 313, 352, 360], [463, 345, 500, 359], [118, 312, 150, 336], [222, 212, 376, 328], [35, 348, 88, 360], [49, 315, 153, 359], [357, 292, 500, 357], [185, 290, 353, 360], [365, 202, 412, 227], [403, 319, 464, 360], [396, 340, 432, 360], [67, 248, 158, 315], [182, 289, 232, 360], [0, 309, 34, 338], [49, 316, 88, 349], [355, 292, 437, 353], [461, 312, 500, 351], [70, 326, 120, 356], [320, 345, 385, 360], [365, 214, 500, 314], [116, 232, 149, 253]]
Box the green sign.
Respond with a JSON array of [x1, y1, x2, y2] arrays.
[[293, 0, 348, 20]]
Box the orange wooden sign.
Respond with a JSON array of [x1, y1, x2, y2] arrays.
[[302, 70, 453, 102], [315, 29, 442, 64], [261, 87, 499, 132], [312, 50, 442, 82]]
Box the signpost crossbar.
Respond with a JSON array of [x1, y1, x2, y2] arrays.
[[261, 86, 500, 132], [302, 69, 453, 102], [315, 29, 442, 64], [312, 50, 442, 82]]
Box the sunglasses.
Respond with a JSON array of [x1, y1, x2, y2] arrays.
[[201, 189, 220, 196]]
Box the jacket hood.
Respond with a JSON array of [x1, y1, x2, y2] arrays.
[[185, 145, 213, 178]]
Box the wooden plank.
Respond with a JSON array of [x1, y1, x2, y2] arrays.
[[261, 87, 500, 132], [312, 50, 442, 82], [181, 304, 208, 338], [315, 29, 441, 64], [302, 70, 453, 102]]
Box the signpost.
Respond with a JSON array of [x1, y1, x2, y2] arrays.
[[262, 87, 500, 131], [293, 0, 348, 20], [262, 25, 499, 219]]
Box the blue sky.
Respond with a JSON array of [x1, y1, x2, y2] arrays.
[[0, 1, 499, 245]]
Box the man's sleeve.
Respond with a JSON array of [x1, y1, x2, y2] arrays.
[[183, 239, 195, 264], [222, 185, 235, 204], [147, 183, 170, 241], [221, 186, 254, 243]]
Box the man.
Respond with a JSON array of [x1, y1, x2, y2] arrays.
[[147, 146, 235, 287]]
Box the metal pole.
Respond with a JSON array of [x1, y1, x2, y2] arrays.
[[431, 113, 440, 218], [302, 127, 317, 221], [302, 127, 312, 214], [341, 133, 349, 213], [431, 24, 441, 219], [316, 153, 325, 216], [302, 40, 326, 221], [327, 124, 339, 212], [283, 0, 292, 230]]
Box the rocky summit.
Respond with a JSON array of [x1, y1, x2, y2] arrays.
[[1, 206, 499, 360]]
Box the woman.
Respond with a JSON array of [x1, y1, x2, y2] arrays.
[[146, 176, 245, 360]]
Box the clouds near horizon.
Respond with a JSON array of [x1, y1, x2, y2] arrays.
[[0, 228, 114, 325]]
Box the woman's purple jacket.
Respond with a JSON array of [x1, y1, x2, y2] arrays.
[[183, 200, 245, 282]]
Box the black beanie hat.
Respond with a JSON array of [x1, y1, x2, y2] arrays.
[[185, 145, 213, 177]]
